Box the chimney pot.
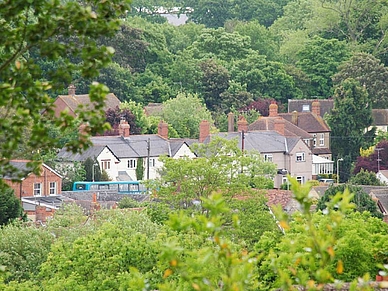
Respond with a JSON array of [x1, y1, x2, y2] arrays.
[[269, 101, 278, 117], [199, 120, 210, 143], [68, 84, 76, 96], [119, 119, 130, 137], [227, 112, 235, 132]]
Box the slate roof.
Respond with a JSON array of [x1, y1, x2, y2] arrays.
[[248, 116, 312, 139], [288, 99, 334, 117], [372, 109, 388, 126], [4, 160, 62, 179], [55, 93, 120, 113], [22, 195, 73, 209], [279, 112, 330, 133], [312, 147, 332, 155], [57, 145, 112, 162], [206, 131, 301, 154]]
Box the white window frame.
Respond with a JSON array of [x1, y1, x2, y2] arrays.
[[296, 152, 305, 162], [296, 176, 304, 184], [313, 134, 317, 147], [33, 183, 42, 196], [319, 133, 324, 146], [127, 159, 137, 169], [264, 154, 273, 162], [148, 158, 156, 168], [302, 104, 310, 111], [49, 182, 57, 195], [101, 160, 111, 170]]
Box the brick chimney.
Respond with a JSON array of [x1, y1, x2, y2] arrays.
[[118, 119, 130, 137], [292, 111, 298, 125], [199, 120, 210, 143], [227, 112, 235, 132], [237, 116, 248, 132], [312, 100, 320, 116], [274, 118, 285, 135], [269, 101, 278, 117], [35, 205, 47, 225], [68, 84, 76, 96], [158, 120, 168, 139]]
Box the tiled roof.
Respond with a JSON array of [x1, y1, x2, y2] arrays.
[[57, 145, 108, 162], [56, 93, 120, 112], [144, 103, 163, 117], [372, 109, 388, 126], [248, 117, 312, 139], [208, 131, 298, 154], [288, 99, 334, 117], [279, 112, 330, 133], [312, 147, 332, 155]]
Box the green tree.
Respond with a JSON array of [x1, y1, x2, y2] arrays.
[[0, 223, 53, 283], [0, 0, 131, 177], [317, 184, 383, 218], [162, 93, 213, 138], [156, 137, 276, 209], [327, 78, 374, 180], [136, 157, 144, 180], [0, 183, 24, 226], [60, 162, 86, 191], [349, 168, 384, 186], [84, 158, 102, 182], [333, 52, 388, 108], [296, 36, 350, 97]]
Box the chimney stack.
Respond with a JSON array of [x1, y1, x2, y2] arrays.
[[274, 118, 285, 136], [118, 119, 130, 137], [68, 84, 76, 96], [269, 101, 278, 117], [158, 120, 169, 139], [292, 111, 298, 125], [227, 112, 235, 132], [199, 120, 210, 143], [312, 100, 320, 116], [237, 116, 248, 132]]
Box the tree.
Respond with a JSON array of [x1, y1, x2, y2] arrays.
[[0, 222, 53, 283], [317, 184, 383, 218], [349, 168, 384, 186], [296, 36, 350, 98], [104, 106, 142, 135], [0, 0, 131, 177], [60, 162, 86, 191], [156, 137, 276, 209], [162, 93, 213, 138], [327, 78, 374, 180], [83, 157, 102, 182], [333, 52, 388, 108], [0, 183, 24, 226]]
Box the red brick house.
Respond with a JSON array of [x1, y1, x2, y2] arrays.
[[4, 160, 62, 199], [52, 84, 121, 118]]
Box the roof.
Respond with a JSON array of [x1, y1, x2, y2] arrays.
[[55, 93, 120, 113], [372, 109, 388, 126], [205, 131, 302, 154], [22, 195, 73, 210], [4, 160, 62, 180], [248, 116, 312, 139], [144, 103, 163, 117], [312, 147, 332, 155], [312, 155, 334, 164], [279, 112, 330, 133], [288, 99, 334, 117], [57, 145, 112, 162]]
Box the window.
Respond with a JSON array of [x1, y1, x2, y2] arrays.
[[264, 154, 273, 162], [148, 158, 156, 167], [296, 152, 305, 162], [101, 160, 110, 170], [319, 133, 324, 146], [296, 176, 304, 184], [49, 182, 57, 195], [313, 134, 317, 147], [127, 159, 136, 169], [33, 183, 42, 196], [302, 104, 310, 111]]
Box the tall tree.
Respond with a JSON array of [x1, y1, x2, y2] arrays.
[[162, 93, 213, 138], [327, 78, 374, 180], [0, 0, 131, 177], [296, 36, 350, 98], [0, 182, 24, 226], [333, 52, 388, 108]]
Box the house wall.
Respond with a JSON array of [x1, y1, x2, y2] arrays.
[[173, 144, 196, 159], [289, 139, 313, 184], [5, 166, 62, 198], [96, 148, 120, 180]]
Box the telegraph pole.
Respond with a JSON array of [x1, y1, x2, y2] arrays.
[[376, 147, 383, 172], [146, 138, 150, 180]]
